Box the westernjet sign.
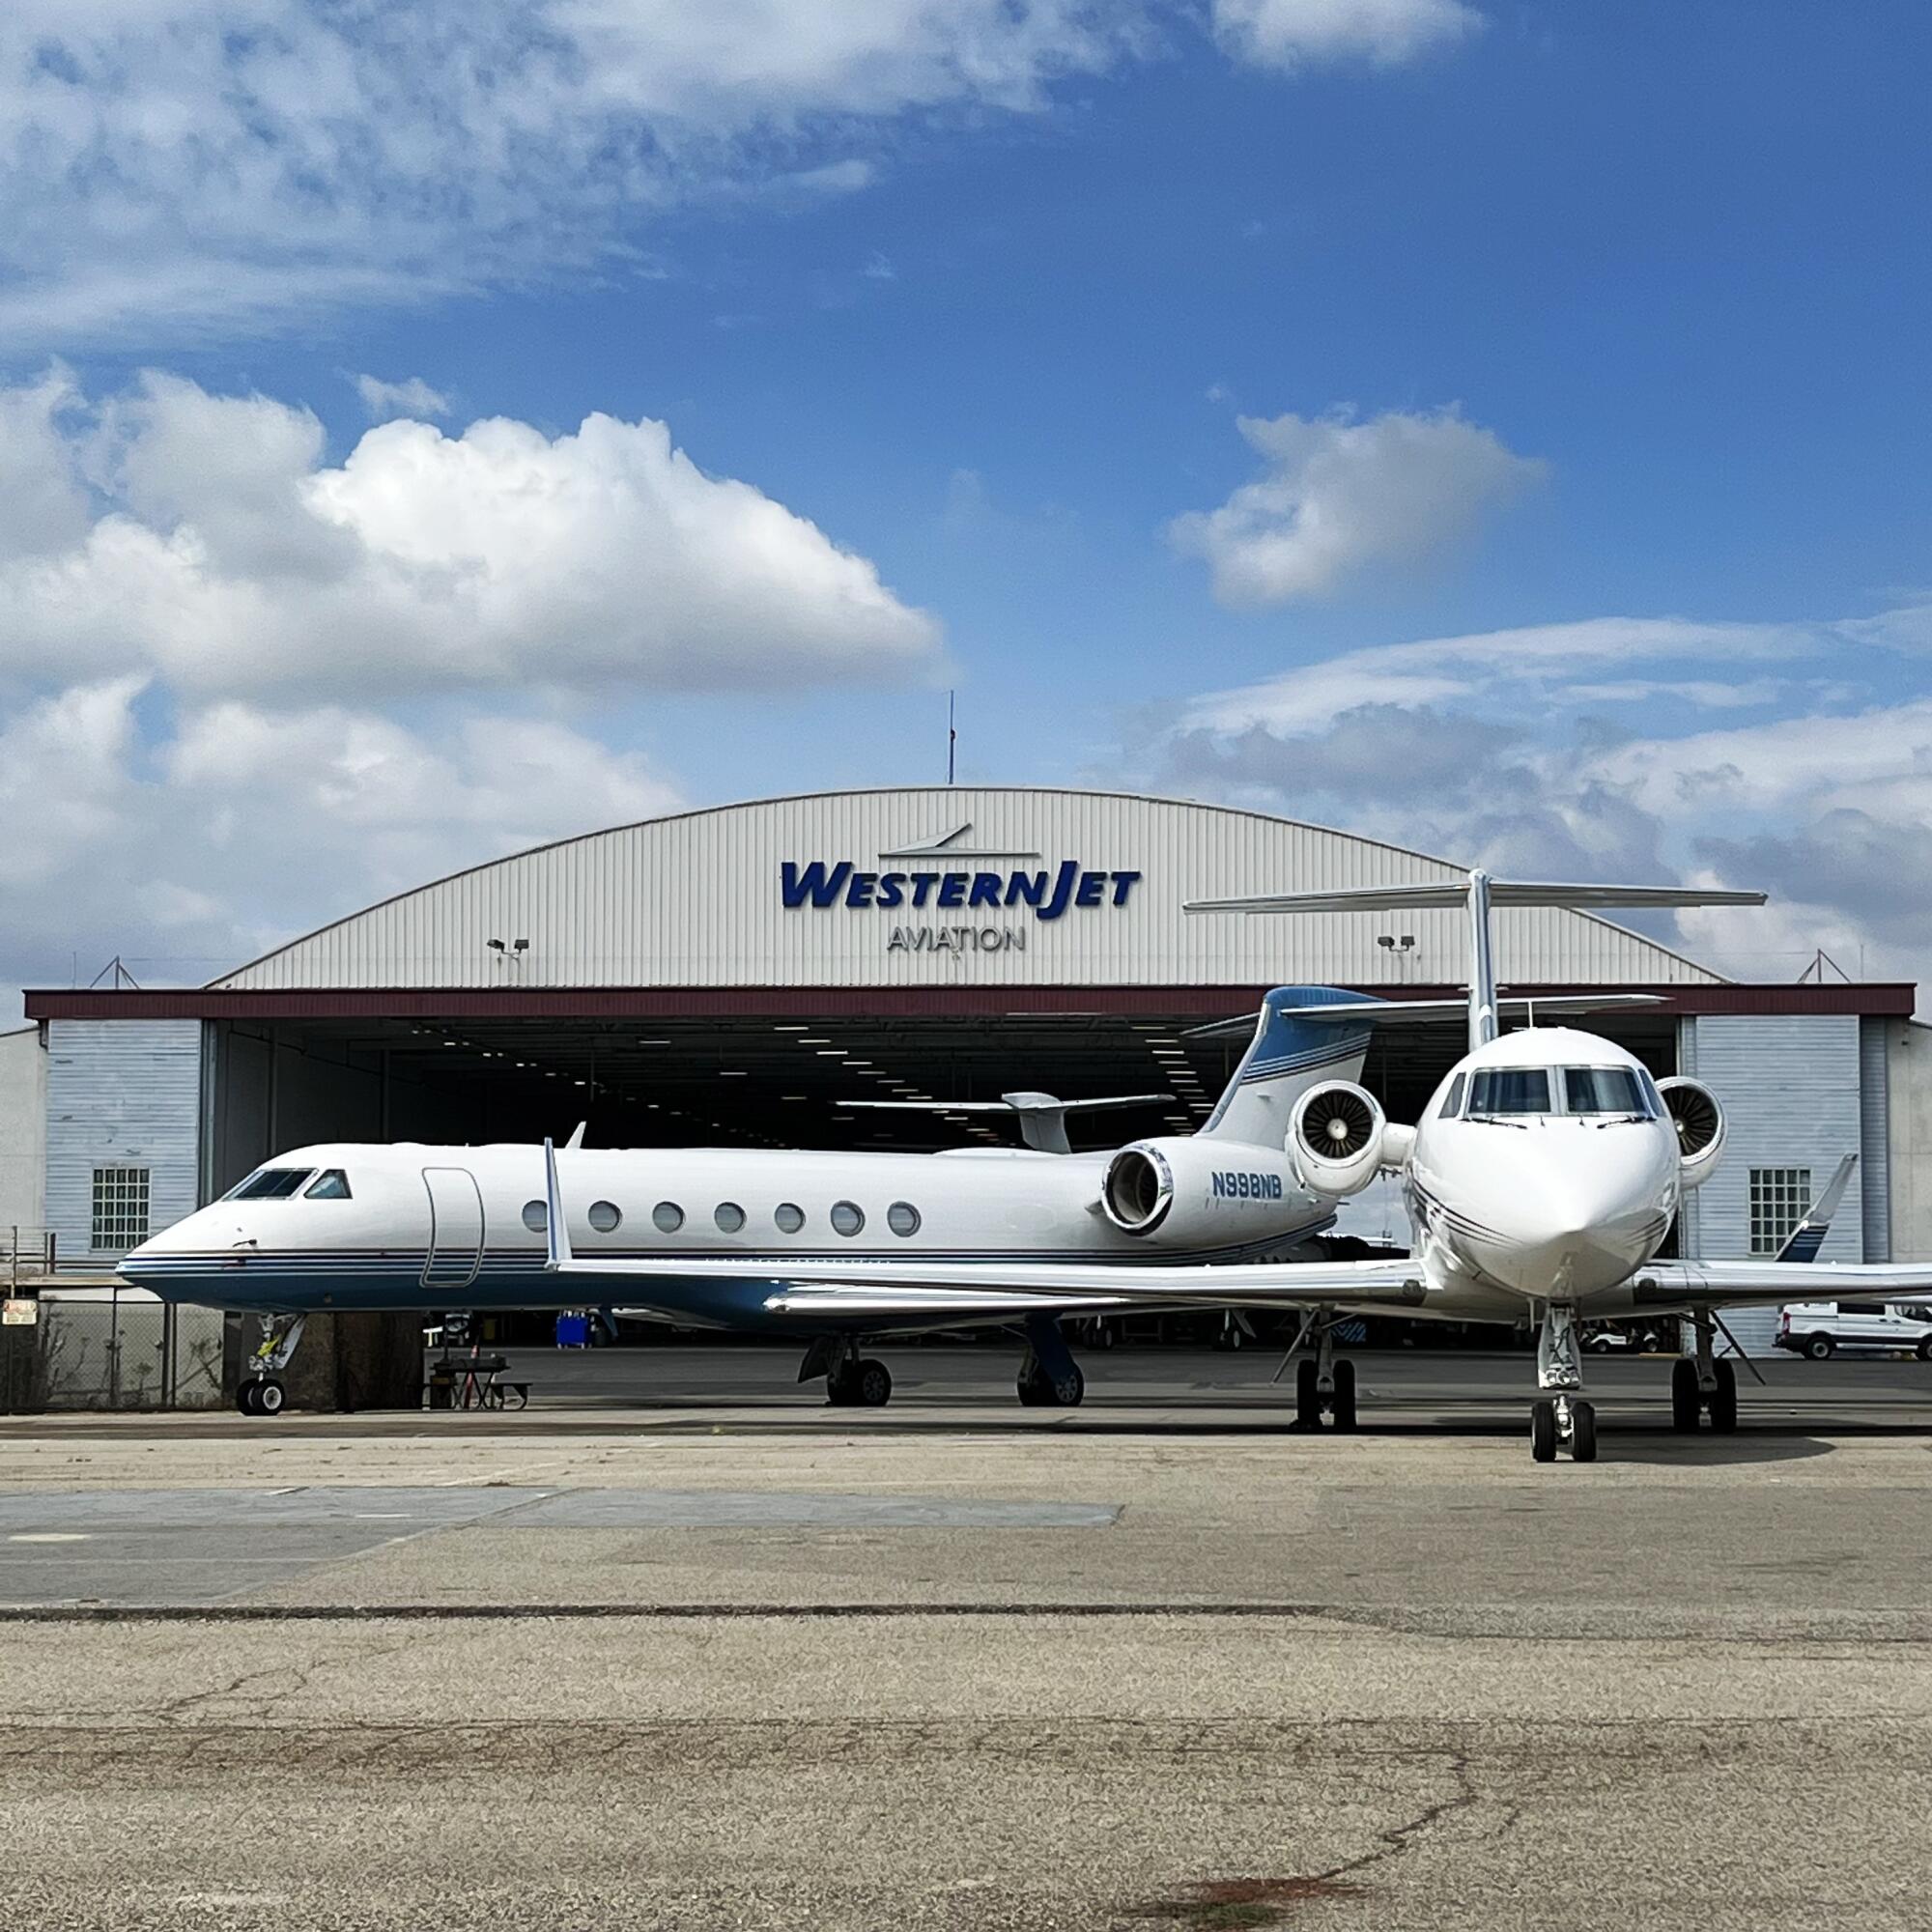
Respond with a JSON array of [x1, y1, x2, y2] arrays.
[[779, 821, 1143, 954]]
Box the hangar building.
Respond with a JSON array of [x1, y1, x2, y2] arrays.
[[15, 786, 1931, 1350]]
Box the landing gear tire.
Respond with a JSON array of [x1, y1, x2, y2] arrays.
[[1329, 1357, 1358, 1432], [1569, 1399, 1598, 1463], [853, 1359, 893, 1408], [1294, 1357, 1321, 1429], [237, 1378, 260, 1416], [1018, 1364, 1084, 1407], [256, 1378, 286, 1417], [1707, 1359, 1738, 1433], [1530, 1399, 1558, 1463], [1670, 1357, 1701, 1432], [1804, 1334, 1834, 1360]]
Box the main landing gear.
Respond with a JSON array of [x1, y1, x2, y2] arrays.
[[1529, 1303, 1597, 1463], [1016, 1315, 1085, 1407], [1289, 1309, 1357, 1431], [236, 1314, 305, 1417], [801, 1337, 895, 1406], [1671, 1311, 1739, 1433]]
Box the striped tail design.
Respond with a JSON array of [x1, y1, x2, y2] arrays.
[[1197, 986, 1378, 1148]]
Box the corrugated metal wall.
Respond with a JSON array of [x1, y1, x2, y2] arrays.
[[1685, 1013, 1864, 1352], [214, 788, 1723, 993], [1860, 1017, 1891, 1263], [45, 1019, 202, 1264]]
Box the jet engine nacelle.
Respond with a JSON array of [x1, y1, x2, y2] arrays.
[[1656, 1076, 1725, 1189], [1099, 1137, 1307, 1247], [1288, 1080, 1389, 1198]]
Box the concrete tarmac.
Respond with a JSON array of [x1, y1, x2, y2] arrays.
[[4, 1361, 1931, 1928]]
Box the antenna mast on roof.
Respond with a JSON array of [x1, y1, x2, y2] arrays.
[[947, 690, 956, 784]]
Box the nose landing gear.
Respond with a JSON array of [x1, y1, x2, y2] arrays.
[[1530, 1304, 1597, 1463], [236, 1314, 305, 1418]]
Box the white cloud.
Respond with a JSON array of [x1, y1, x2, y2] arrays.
[[1212, 0, 1483, 69], [354, 375, 451, 421], [1179, 615, 1801, 733], [0, 2, 1140, 344], [0, 3, 1489, 344], [0, 676, 678, 1009], [0, 370, 942, 702], [1141, 604, 1932, 1002], [1168, 407, 1546, 607]]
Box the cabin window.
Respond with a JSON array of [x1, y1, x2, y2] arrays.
[[1562, 1068, 1647, 1116], [522, 1200, 548, 1234], [304, 1170, 353, 1200], [650, 1201, 682, 1234], [226, 1167, 316, 1201], [830, 1201, 865, 1236], [1466, 1068, 1550, 1117], [714, 1202, 746, 1233], [887, 1202, 921, 1237], [1439, 1073, 1466, 1119], [588, 1200, 622, 1233], [774, 1203, 805, 1234]]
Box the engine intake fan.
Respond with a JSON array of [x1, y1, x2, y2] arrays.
[[1289, 1080, 1387, 1197], [1656, 1075, 1725, 1187]]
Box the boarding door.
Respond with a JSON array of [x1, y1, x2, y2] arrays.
[[421, 1167, 485, 1292]]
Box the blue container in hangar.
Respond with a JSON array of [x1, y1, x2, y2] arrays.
[[554, 1312, 591, 1349]]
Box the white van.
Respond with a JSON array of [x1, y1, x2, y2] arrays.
[[1776, 1301, 1932, 1360]]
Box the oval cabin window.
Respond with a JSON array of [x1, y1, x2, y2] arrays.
[[775, 1203, 805, 1234], [589, 1201, 623, 1233], [831, 1201, 865, 1237], [651, 1202, 683, 1234], [887, 1202, 921, 1237], [522, 1200, 548, 1234], [715, 1202, 746, 1233]]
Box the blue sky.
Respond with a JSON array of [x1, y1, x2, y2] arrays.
[[2, 0, 1930, 1004]]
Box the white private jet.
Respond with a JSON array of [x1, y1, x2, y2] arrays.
[[545, 871, 1921, 1463], [119, 982, 1400, 1414]]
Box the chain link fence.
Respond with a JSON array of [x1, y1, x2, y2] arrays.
[[0, 1291, 226, 1412]]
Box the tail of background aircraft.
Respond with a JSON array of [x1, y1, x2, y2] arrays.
[[1194, 986, 1377, 1147]]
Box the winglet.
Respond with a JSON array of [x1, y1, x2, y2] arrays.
[[1776, 1152, 1858, 1264], [565, 1121, 587, 1150], [543, 1136, 574, 1270]]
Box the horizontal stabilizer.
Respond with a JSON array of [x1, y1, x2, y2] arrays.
[[1186, 880, 1765, 916], [843, 1090, 1170, 1153], [1185, 992, 1662, 1040]]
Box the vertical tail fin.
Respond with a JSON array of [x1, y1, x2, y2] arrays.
[[1196, 987, 1377, 1148]]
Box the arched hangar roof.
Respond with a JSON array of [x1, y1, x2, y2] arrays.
[[211, 786, 1723, 992]]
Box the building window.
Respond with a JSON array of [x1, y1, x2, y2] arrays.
[[522, 1200, 548, 1234], [588, 1200, 623, 1233], [91, 1166, 150, 1251], [887, 1202, 921, 1237], [830, 1201, 865, 1236], [714, 1202, 746, 1233], [651, 1202, 683, 1234], [1749, 1167, 1811, 1256], [775, 1203, 805, 1234]]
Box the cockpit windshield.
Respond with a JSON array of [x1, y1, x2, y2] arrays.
[[224, 1167, 316, 1201], [1454, 1065, 1655, 1121], [1466, 1068, 1550, 1116], [1563, 1067, 1649, 1116]]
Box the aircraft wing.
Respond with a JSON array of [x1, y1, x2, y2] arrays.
[[549, 1248, 1428, 1313], [1632, 1259, 1932, 1315]]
